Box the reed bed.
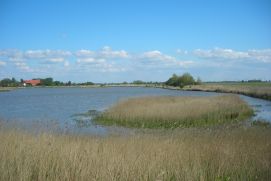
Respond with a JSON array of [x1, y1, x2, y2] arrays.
[[95, 95, 253, 128], [0, 127, 270, 180], [183, 83, 271, 100]]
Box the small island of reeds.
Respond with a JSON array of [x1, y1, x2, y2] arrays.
[[95, 95, 253, 128]]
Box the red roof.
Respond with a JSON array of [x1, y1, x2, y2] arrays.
[[24, 79, 41, 86]]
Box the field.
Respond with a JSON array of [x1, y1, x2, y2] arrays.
[[0, 127, 270, 181], [95, 95, 253, 128], [183, 82, 271, 100]]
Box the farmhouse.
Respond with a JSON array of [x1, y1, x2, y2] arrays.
[[23, 79, 41, 86]]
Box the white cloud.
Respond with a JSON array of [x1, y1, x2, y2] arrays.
[[141, 50, 175, 61], [75, 47, 129, 59], [2, 47, 270, 76], [0, 49, 71, 64], [177, 60, 194, 67], [247, 49, 271, 63], [77, 58, 95, 63], [46, 57, 65, 63], [24, 49, 71, 59], [0, 49, 24, 61], [0, 61, 6, 66], [76, 56, 126, 73], [24, 50, 48, 59], [193, 48, 249, 59], [99, 46, 129, 59], [193, 48, 271, 63], [75, 49, 95, 57], [24, 50, 71, 65], [176, 49, 188, 55], [140, 50, 194, 68], [76, 58, 106, 64], [14, 62, 32, 72]]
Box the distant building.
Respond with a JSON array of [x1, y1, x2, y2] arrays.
[[23, 79, 41, 86]]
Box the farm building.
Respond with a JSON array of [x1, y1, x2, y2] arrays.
[[23, 79, 41, 86]]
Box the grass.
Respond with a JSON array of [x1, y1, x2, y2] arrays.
[[0, 127, 270, 180], [95, 95, 253, 128], [183, 82, 271, 101], [0, 87, 15, 92], [252, 120, 271, 127]]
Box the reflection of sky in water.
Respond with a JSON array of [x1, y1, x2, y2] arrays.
[[239, 95, 271, 122], [0, 87, 270, 134]]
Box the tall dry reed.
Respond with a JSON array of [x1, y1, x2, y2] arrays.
[[183, 83, 271, 100], [96, 95, 253, 128], [0, 127, 270, 180]]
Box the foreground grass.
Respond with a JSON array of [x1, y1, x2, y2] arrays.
[[0, 127, 270, 180], [183, 83, 271, 101], [95, 95, 253, 128]]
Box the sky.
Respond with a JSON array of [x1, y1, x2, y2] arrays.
[[0, 0, 271, 83]]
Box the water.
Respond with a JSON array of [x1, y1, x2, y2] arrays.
[[0, 87, 270, 134], [239, 95, 271, 121]]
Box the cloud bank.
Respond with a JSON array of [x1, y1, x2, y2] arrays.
[[0, 47, 270, 81], [193, 48, 271, 63]]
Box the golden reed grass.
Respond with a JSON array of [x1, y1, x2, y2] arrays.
[[183, 83, 271, 100], [96, 95, 253, 128], [0, 127, 270, 180]]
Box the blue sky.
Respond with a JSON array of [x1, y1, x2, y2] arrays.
[[0, 0, 271, 82]]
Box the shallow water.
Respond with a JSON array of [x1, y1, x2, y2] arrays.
[[0, 87, 270, 134]]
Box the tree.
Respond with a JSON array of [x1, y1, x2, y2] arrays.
[[165, 74, 180, 86], [132, 80, 145, 84], [165, 73, 196, 88], [41, 78, 54, 86], [11, 77, 16, 83], [0, 78, 12, 87], [0, 78, 19, 87], [179, 73, 195, 87], [54, 81, 63, 86]]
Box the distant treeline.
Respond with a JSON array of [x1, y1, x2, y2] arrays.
[[0, 77, 94, 87], [0, 78, 20, 87], [37, 78, 95, 86], [1, 74, 269, 87], [0, 73, 205, 88]]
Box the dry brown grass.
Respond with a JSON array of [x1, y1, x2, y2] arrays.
[[96, 95, 253, 128], [0, 127, 270, 180], [183, 83, 271, 100]]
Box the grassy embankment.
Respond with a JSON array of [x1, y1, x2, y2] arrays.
[[95, 95, 253, 128], [0, 87, 15, 92], [183, 82, 271, 101], [0, 127, 270, 180]]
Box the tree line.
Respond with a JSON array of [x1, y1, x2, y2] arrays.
[[0, 73, 200, 87], [0, 77, 94, 87]]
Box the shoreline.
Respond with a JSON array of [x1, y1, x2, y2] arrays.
[[1, 83, 271, 101]]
